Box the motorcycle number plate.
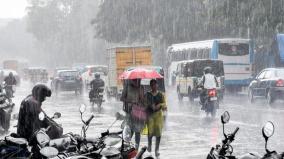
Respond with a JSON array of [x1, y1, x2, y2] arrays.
[[210, 97, 217, 101]]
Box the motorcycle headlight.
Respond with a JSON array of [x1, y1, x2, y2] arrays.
[[36, 130, 50, 147]]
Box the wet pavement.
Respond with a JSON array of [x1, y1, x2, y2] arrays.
[[1, 81, 284, 159]]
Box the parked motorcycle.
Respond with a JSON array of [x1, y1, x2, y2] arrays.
[[0, 112, 62, 158], [239, 121, 284, 159], [0, 92, 15, 132], [207, 111, 239, 159], [90, 87, 105, 108]]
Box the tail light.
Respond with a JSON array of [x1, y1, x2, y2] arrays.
[[127, 149, 138, 159], [208, 89, 217, 97], [276, 79, 284, 87]]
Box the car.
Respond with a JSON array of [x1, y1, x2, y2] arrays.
[[0, 69, 21, 85], [50, 70, 83, 95], [81, 65, 108, 89], [248, 68, 284, 105]]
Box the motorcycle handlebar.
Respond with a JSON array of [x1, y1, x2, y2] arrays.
[[85, 115, 95, 126], [101, 130, 123, 137], [232, 127, 239, 137], [109, 130, 123, 136]]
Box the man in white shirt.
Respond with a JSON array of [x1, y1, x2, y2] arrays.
[[199, 67, 219, 108]]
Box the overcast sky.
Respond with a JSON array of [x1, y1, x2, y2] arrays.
[[0, 0, 27, 18]]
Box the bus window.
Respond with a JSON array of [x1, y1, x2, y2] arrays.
[[197, 49, 203, 59], [182, 50, 186, 59], [219, 43, 249, 56], [191, 49, 197, 59], [204, 49, 210, 58], [184, 50, 189, 59]]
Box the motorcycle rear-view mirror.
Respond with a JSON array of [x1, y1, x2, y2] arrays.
[[262, 121, 275, 153], [221, 111, 230, 124], [263, 121, 274, 139], [40, 146, 58, 158], [52, 112, 61, 119], [79, 104, 87, 114]]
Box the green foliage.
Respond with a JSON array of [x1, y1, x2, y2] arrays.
[[94, 0, 284, 47], [26, 0, 105, 67]]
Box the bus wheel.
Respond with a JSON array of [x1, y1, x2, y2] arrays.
[[188, 89, 194, 104]]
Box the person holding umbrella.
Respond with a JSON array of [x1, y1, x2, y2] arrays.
[[120, 78, 145, 150], [120, 68, 163, 150], [144, 79, 167, 158]]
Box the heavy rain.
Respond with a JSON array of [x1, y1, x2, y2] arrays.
[[0, 0, 284, 159]]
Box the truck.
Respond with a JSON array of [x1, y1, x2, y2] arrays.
[[3, 60, 19, 72], [106, 46, 152, 99]]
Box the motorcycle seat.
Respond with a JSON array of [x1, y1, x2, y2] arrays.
[[5, 136, 28, 147]]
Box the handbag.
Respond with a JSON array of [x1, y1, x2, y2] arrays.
[[131, 104, 147, 121]]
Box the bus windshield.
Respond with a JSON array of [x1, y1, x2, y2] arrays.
[[219, 43, 249, 56], [188, 60, 224, 77]]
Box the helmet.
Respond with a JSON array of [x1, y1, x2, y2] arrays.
[[32, 84, 51, 102], [204, 67, 212, 74], [9, 72, 13, 77], [95, 73, 100, 79]]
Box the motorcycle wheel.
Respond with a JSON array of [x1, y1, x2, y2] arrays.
[[91, 101, 95, 107], [2, 112, 11, 131], [209, 101, 217, 118], [6, 89, 13, 98], [97, 100, 102, 108]]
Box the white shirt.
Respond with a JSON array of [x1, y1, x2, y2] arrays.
[[202, 73, 218, 89]]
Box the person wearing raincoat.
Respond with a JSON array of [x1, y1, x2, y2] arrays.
[[144, 79, 167, 158], [17, 84, 63, 141], [120, 79, 145, 150]]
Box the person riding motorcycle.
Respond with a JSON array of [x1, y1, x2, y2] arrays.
[[89, 73, 105, 99], [4, 72, 17, 86], [3, 72, 17, 97], [0, 88, 14, 132], [198, 67, 219, 109]]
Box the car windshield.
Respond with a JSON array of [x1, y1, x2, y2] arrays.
[[59, 71, 78, 77], [276, 70, 284, 78], [90, 67, 108, 75], [188, 60, 224, 77]]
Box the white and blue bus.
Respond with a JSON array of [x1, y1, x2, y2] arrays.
[[167, 38, 254, 89]]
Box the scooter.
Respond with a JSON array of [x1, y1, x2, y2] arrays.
[[207, 111, 239, 159]]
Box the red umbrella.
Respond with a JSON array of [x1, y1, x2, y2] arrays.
[[119, 68, 163, 79]]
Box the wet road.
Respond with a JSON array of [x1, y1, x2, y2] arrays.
[[1, 81, 284, 159]]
